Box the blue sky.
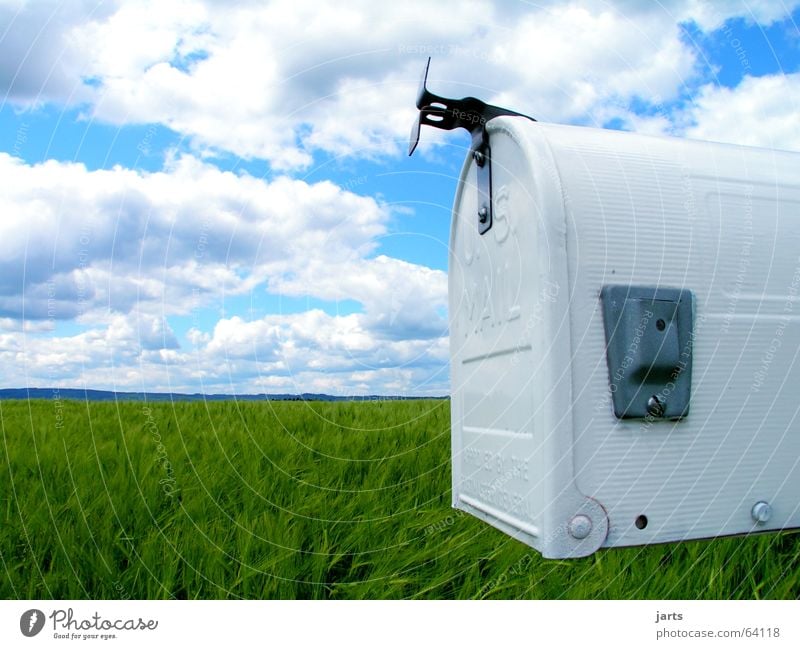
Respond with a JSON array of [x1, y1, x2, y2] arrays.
[[0, 0, 798, 395]]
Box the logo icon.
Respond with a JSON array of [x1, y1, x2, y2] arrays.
[[20, 609, 45, 637]]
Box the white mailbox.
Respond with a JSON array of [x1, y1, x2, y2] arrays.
[[410, 60, 800, 558]]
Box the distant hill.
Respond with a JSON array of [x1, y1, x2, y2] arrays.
[[0, 387, 446, 402]]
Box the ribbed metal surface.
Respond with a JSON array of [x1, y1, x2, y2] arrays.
[[541, 122, 800, 546]]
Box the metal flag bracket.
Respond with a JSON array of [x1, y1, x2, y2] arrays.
[[408, 57, 536, 235]]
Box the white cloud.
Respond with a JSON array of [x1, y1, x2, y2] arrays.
[[106, 313, 179, 351], [0, 313, 168, 383], [74, 0, 506, 168], [0, 0, 117, 104], [3, 0, 799, 395], [203, 308, 450, 391], [683, 73, 800, 150], [4, 0, 798, 166], [666, 0, 800, 31], [269, 255, 448, 340], [0, 151, 393, 320], [78, 0, 701, 161], [1, 309, 449, 395], [618, 72, 800, 150], [0, 151, 448, 394], [485, 3, 698, 122]]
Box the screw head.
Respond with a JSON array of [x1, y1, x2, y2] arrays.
[[473, 150, 485, 166], [751, 501, 772, 524], [568, 514, 593, 540], [646, 395, 665, 418], [478, 206, 488, 223]]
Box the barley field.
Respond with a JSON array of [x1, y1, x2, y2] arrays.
[[1, 399, 798, 599]]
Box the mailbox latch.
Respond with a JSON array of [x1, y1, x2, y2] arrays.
[[408, 58, 536, 235], [600, 285, 694, 420]]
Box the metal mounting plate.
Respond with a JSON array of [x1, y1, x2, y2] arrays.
[[601, 285, 694, 420]]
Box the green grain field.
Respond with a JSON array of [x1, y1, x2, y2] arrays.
[[1, 398, 798, 599]]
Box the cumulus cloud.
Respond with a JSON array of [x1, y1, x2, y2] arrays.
[[0, 312, 176, 381], [1, 310, 449, 395], [0, 151, 448, 394], [617, 72, 800, 150], [269, 255, 447, 340], [0, 0, 117, 104], [3, 0, 797, 166], [683, 73, 800, 150], [203, 310, 446, 371], [0, 151, 393, 318], [664, 0, 800, 31], [2, 0, 798, 395]]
